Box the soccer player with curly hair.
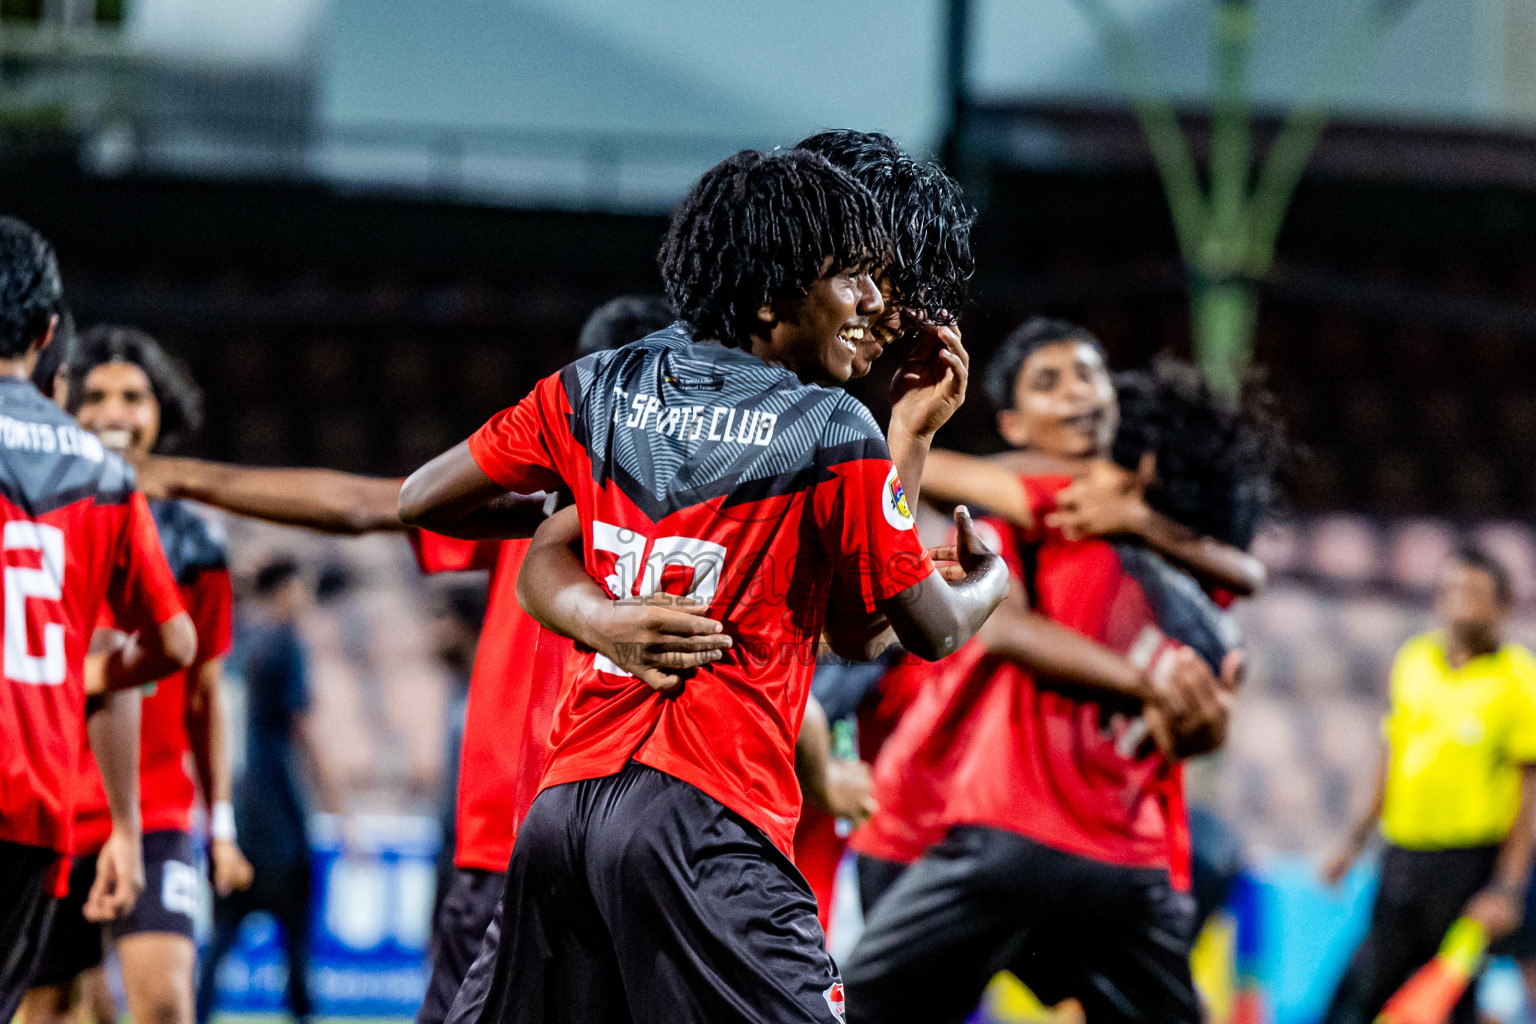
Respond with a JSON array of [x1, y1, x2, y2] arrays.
[[400, 148, 1007, 1024]]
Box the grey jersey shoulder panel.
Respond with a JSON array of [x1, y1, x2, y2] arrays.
[[563, 326, 890, 519], [150, 498, 229, 584], [0, 379, 134, 516]]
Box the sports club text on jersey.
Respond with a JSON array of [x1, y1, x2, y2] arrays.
[[611, 387, 778, 447], [0, 414, 106, 462]]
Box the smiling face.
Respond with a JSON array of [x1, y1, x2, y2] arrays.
[[757, 262, 885, 385], [995, 340, 1117, 458], [844, 276, 908, 379], [74, 361, 161, 457]]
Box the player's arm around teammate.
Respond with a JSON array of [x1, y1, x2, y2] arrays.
[[516, 507, 876, 823], [920, 448, 1265, 599], [132, 457, 553, 538]]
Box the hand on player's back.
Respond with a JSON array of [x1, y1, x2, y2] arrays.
[[592, 594, 734, 694], [888, 323, 969, 441], [1044, 454, 1156, 541], [1142, 648, 1241, 760]]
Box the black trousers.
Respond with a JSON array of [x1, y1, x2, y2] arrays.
[[844, 826, 1199, 1024], [0, 838, 58, 1023], [1320, 843, 1498, 1024], [855, 853, 908, 918], [416, 867, 501, 1024], [444, 761, 840, 1024], [196, 856, 314, 1024]]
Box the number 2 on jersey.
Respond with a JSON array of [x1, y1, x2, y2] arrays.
[[590, 521, 726, 678], [4, 521, 66, 685]]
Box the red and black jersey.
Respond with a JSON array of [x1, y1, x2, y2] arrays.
[[73, 499, 233, 853], [850, 518, 1014, 867], [409, 532, 571, 873], [468, 327, 934, 856], [0, 378, 186, 853], [941, 475, 1239, 886]]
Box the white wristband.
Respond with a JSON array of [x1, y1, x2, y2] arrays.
[[210, 801, 237, 842]]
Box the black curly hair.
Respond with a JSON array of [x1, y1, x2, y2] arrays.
[[1111, 358, 1290, 550], [30, 308, 76, 398], [983, 316, 1105, 412], [794, 130, 974, 324], [0, 217, 64, 360], [577, 294, 676, 356], [658, 149, 891, 350], [66, 325, 205, 453]]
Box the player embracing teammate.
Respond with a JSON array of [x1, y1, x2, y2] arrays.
[[843, 320, 1285, 1023], [399, 147, 1008, 1023]]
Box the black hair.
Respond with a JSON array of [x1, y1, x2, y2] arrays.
[[65, 325, 204, 453], [1111, 358, 1290, 550], [983, 316, 1106, 412], [794, 130, 974, 324], [254, 556, 302, 597], [1449, 543, 1514, 606], [658, 149, 890, 350], [30, 308, 75, 398], [0, 217, 63, 359], [577, 295, 676, 356]]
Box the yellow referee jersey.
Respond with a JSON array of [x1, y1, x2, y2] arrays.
[[1380, 633, 1536, 850]]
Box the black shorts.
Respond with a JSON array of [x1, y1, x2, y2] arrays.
[[844, 826, 1198, 1024], [1322, 844, 1497, 1024], [416, 867, 502, 1024], [854, 854, 907, 917], [445, 761, 841, 1024], [30, 830, 197, 988], [0, 838, 59, 1023]]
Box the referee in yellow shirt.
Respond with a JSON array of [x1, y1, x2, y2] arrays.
[[1320, 545, 1536, 1024]]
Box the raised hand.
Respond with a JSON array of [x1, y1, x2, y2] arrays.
[[889, 323, 969, 442]]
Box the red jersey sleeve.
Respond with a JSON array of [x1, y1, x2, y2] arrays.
[[814, 400, 935, 612], [409, 530, 500, 574], [184, 567, 234, 665], [466, 372, 572, 495], [106, 492, 187, 632], [1018, 474, 1075, 544]]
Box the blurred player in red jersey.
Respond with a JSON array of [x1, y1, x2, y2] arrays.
[[128, 296, 679, 1024], [843, 320, 1287, 1024], [849, 324, 1274, 910], [0, 218, 195, 1022], [399, 149, 1007, 1024], [21, 326, 251, 1024]]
